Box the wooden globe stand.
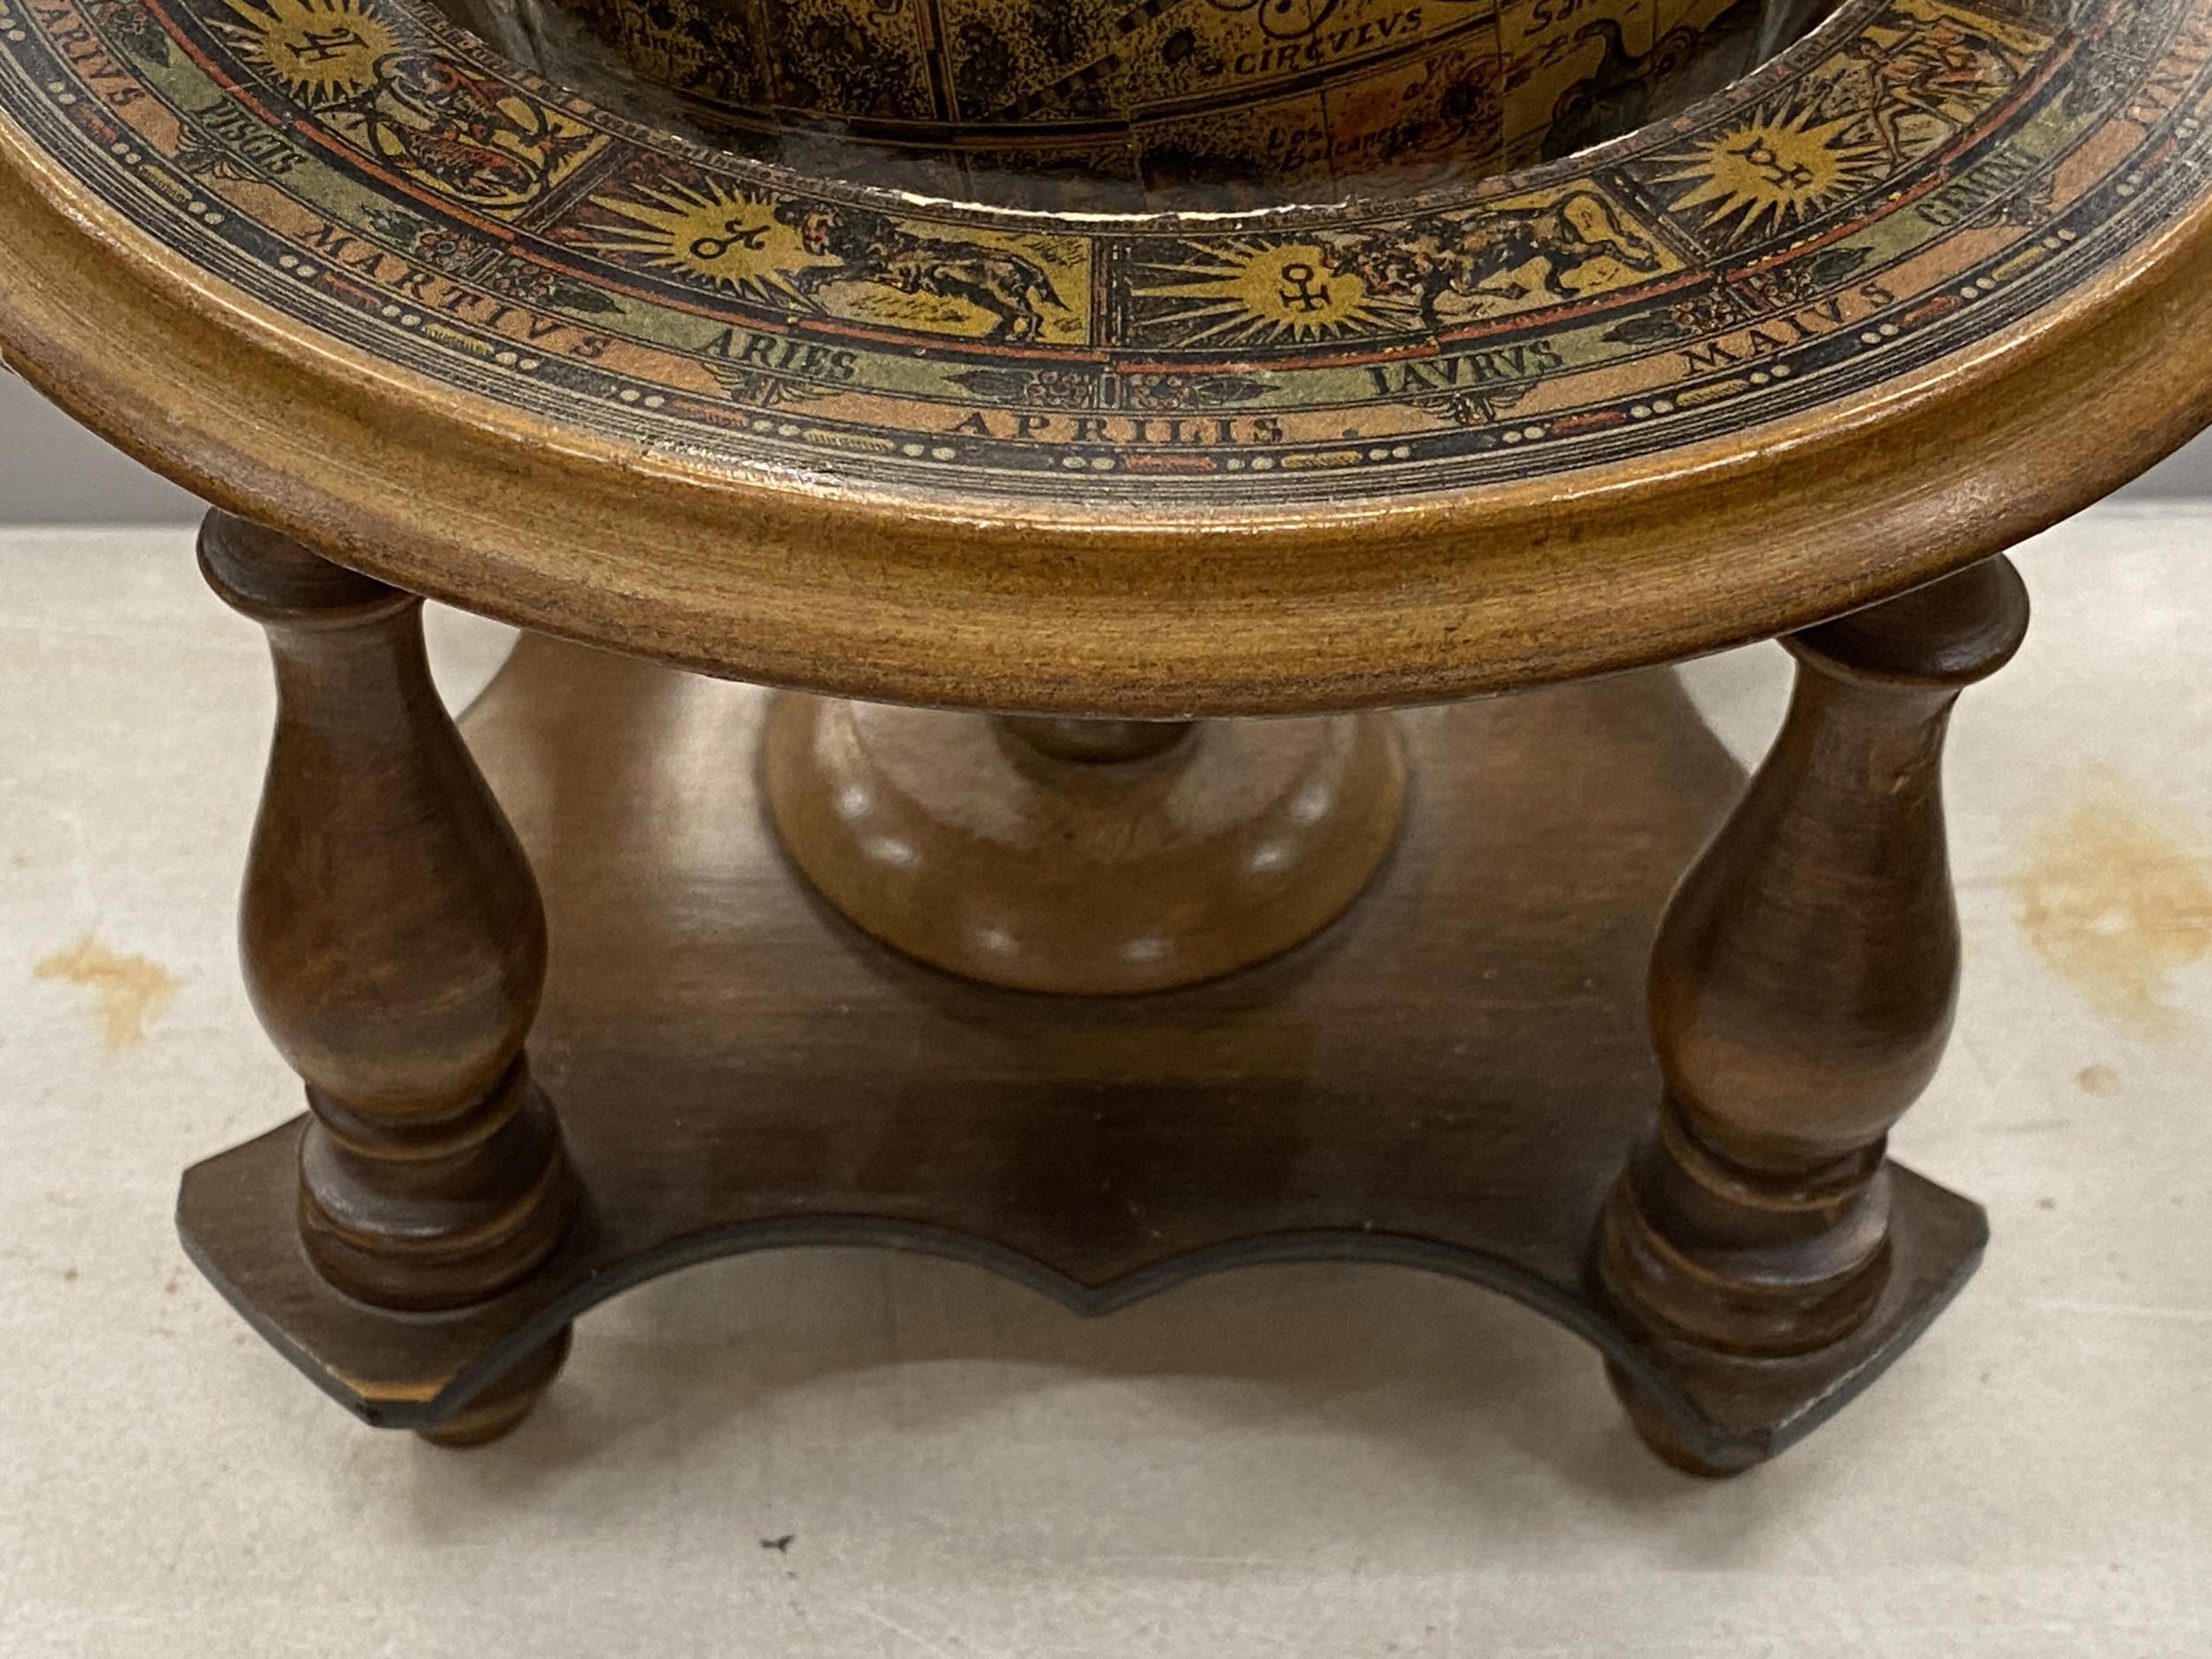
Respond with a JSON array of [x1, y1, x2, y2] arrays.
[[178, 515, 2015, 1477], [9, 0, 2212, 1478]]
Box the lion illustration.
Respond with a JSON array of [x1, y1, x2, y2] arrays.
[[775, 202, 1068, 341]]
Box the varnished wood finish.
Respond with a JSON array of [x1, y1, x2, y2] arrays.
[[3, 0, 2210, 713], [198, 512, 579, 1435], [414, 1326, 573, 1448], [4, 154, 2194, 718], [1598, 557, 2029, 1463], [4, 0, 2160, 1475], [175, 640, 1985, 1469], [997, 717, 1194, 766], [764, 697, 1407, 994]]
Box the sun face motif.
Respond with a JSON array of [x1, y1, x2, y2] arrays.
[[222, 0, 396, 104], [1133, 239, 1405, 347], [1651, 106, 1888, 244], [582, 182, 823, 307]]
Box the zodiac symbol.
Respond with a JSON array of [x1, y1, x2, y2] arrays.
[[689, 217, 773, 261], [1277, 260, 1333, 312], [290, 26, 367, 63], [1729, 137, 1815, 191]]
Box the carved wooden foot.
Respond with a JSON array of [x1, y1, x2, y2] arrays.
[[1598, 557, 2031, 1473], [198, 512, 580, 1445], [763, 695, 1406, 994], [413, 1328, 573, 1448]]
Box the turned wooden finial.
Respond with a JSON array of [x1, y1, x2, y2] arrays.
[[199, 511, 578, 1317], [1600, 557, 2030, 1363]]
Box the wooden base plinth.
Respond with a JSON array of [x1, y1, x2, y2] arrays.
[[763, 696, 1407, 994], [176, 638, 1985, 1470]]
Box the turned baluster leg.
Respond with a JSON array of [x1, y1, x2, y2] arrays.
[[1598, 556, 2030, 1472], [200, 511, 580, 1447]]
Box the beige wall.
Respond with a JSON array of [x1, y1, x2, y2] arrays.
[[4, 360, 2209, 523]]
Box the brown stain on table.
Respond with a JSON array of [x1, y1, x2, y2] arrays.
[[2014, 791, 2212, 1041], [33, 933, 179, 1049]]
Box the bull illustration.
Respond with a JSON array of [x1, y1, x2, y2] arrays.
[[1329, 191, 1664, 323]]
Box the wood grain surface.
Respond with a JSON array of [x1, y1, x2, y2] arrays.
[[1600, 557, 2027, 1413], [2, 0, 2208, 710], [176, 637, 1986, 1471], [762, 697, 1406, 993], [198, 512, 580, 1314]]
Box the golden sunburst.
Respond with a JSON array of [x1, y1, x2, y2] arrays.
[[581, 182, 824, 307], [222, 0, 396, 103], [1134, 239, 1401, 347], [1652, 106, 1887, 242]]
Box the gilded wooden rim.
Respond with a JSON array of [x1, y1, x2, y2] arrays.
[[3, 0, 2210, 709]]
